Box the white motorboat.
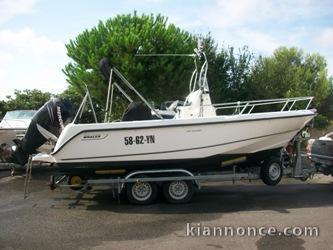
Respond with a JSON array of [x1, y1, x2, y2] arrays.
[[0, 110, 36, 146], [18, 43, 316, 176]]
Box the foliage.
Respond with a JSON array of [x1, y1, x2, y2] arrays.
[[247, 47, 331, 105], [0, 100, 6, 119], [62, 13, 333, 127], [63, 12, 212, 120], [209, 46, 254, 103], [317, 80, 333, 120], [3, 89, 52, 112], [59, 87, 83, 109], [314, 114, 331, 129]]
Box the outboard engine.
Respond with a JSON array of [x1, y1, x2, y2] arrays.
[[0, 98, 76, 165]]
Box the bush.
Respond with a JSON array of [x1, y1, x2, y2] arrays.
[[313, 114, 331, 129]]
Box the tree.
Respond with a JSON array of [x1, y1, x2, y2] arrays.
[[316, 80, 333, 125], [247, 47, 331, 103], [63, 13, 332, 126], [63, 13, 209, 119], [245, 47, 333, 125], [0, 100, 6, 119], [4, 89, 52, 111], [208, 46, 254, 103]]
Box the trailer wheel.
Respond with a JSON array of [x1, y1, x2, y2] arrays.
[[261, 158, 283, 186], [163, 180, 194, 204], [126, 181, 158, 205], [68, 175, 85, 190]]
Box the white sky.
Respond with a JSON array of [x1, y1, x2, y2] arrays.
[[0, 0, 332, 100]]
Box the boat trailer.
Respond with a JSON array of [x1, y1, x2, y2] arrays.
[[23, 131, 321, 203]]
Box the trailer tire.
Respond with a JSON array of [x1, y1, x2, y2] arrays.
[[163, 180, 194, 204], [126, 181, 158, 205], [261, 158, 283, 186]]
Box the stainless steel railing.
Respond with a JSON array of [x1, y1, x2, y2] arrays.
[[210, 96, 313, 115]]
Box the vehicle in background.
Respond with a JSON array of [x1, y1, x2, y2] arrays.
[[0, 110, 36, 146], [307, 132, 333, 176]]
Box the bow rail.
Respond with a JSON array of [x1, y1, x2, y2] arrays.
[[208, 96, 314, 115]]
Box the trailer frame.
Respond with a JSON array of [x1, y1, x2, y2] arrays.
[[23, 131, 320, 203]]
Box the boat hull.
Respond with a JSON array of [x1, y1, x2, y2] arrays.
[[43, 110, 315, 175], [0, 128, 26, 145], [54, 149, 285, 176]]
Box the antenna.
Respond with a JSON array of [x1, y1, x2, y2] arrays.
[[197, 38, 204, 52], [133, 37, 208, 93], [135, 53, 195, 57]]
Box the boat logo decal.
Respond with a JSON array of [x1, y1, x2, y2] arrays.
[[82, 133, 108, 141], [186, 129, 202, 133]]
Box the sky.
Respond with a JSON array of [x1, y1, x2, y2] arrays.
[[0, 0, 333, 100]]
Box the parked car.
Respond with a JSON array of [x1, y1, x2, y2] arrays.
[[307, 132, 333, 176]]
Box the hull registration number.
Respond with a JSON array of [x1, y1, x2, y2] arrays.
[[124, 135, 155, 145]]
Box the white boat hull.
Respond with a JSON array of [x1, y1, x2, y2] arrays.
[[0, 128, 26, 145], [38, 110, 314, 172]]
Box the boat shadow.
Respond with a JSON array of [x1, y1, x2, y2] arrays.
[[61, 182, 333, 215]]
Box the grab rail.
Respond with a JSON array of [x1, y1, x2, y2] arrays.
[[209, 96, 313, 115]]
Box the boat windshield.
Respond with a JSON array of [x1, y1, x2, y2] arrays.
[[3, 110, 36, 120]]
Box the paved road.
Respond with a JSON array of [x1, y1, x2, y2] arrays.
[[0, 170, 332, 250]]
